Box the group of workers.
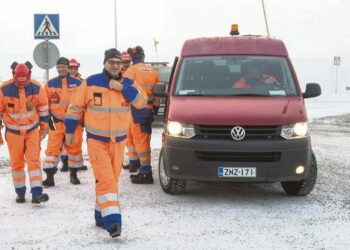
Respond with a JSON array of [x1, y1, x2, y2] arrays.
[[0, 46, 160, 238]]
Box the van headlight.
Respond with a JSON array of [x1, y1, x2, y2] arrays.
[[280, 122, 308, 139], [167, 121, 196, 138]]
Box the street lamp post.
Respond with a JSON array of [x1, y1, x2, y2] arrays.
[[334, 56, 341, 93], [261, 0, 270, 37]]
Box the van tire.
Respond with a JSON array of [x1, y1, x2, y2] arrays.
[[159, 148, 187, 194], [281, 151, 317, 196]]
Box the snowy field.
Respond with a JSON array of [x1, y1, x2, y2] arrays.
[[0, 92, 349, 249]]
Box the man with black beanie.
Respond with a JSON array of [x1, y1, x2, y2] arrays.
[[43, 57, 83, 186], [64, 48, 147, 238]]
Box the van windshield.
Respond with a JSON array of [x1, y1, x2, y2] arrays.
[[174, 56, 298, 96]]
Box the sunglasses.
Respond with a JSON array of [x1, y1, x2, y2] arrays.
[[56, 65, 68, 69], [107, 60, 122, 66]]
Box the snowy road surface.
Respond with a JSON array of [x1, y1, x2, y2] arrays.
[[0, 94, 349, 249]]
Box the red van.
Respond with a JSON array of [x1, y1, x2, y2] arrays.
[[154, 34, 321, 195]]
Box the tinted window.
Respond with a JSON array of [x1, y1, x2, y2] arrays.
[[174, 56, 298, 96], [156, 67, 171, 83]]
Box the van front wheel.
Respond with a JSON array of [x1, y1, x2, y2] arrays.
[[159, 148, 187, 194], [281, 151, 317, 196]]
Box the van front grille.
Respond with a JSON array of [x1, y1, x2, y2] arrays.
[[195, 125, 281, 140]]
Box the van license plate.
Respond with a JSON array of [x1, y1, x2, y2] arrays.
[[218, 167, 256, 177]]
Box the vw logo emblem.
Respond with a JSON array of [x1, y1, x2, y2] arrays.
[[231, 126, 245, 140]]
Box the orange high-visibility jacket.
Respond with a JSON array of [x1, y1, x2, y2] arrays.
[[45, 74, 82, 122], [0, 79, 49, 134], [233, 74, 280, 89], [65, 69, 147, 143], [73, 73, 83, 81], [124, 62, 160, 112]]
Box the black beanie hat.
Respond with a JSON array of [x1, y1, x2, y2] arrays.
[[56, 57, 69, 66], [104, 48, 122, 64]]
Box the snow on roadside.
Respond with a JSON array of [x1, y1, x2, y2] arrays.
[[0, 92, 349, 249]]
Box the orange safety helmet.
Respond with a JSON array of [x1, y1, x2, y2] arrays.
[[69, 58, 80, 67], [121, 52, 131, 62], [13, 63, 31, 87]]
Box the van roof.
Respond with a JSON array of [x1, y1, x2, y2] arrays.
[[181, 35, 288, 57]]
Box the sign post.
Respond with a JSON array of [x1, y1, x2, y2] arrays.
[[33, 14, 60, 81], [334, 56, 341, 93], [33, 41, 60, 81]]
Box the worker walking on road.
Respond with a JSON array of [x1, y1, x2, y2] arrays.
[[65, 48, 146, 238], [0, 62, 49, 204], [121, 51, 132, 170], [69, 58, 83, 80], [121, 51, 132, 74], [124, 46, 160, 184], [43, 57, 83, 186], [59, 58, 87, 172]]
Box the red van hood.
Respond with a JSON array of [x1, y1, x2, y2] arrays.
[[168, 96, 307, 125]]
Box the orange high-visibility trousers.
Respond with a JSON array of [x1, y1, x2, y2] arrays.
[[43, 122, 83, 171], [87, 138, 125, 231], [127, 119, 151, 172], [6, 129, 44, 196], [126, 122, 139, 165]]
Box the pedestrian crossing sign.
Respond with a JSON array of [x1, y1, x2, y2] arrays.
[[34, 14, 60, 39]]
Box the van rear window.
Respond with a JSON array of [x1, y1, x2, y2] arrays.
[[174, 56, 298, 97]]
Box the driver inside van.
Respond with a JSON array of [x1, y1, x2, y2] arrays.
[[232, 61, 280, 89]]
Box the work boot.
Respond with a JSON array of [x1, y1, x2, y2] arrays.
[[109, 224, 122, 238], [129, 165, 139, 173], [16, 194, 25, 203], [95, 221, 104, 228], [122, 164, 130, 170], [60, 158, 68, 172], [78, 165, 88, 171], [129, 160, 140, 173], [70, 168, 80, 185], [32, 193, 49, 204], [43, 169, 55, 187], [130, 172, 154, 184]]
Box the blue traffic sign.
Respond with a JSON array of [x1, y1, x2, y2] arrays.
[[34, 14, 60, 39]]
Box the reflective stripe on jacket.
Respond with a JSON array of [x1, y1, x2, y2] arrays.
[[124, 63, 160, 112], [0, 79, 49, 134], [45, 75, 82, 122], [65, 69, 147, 143]]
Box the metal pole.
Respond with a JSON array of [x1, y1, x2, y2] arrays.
[[335, 65, 338, 93], [156, 49, 159, 61], [45, 39, 49, 82], [261, 0, 270, 37], [114, 0, 117, 48]]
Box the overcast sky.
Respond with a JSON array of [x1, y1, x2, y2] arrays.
[[0, 0, 349, 91]]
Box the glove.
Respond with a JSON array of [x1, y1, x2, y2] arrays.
[[65, 133, 75, 146], [48, 115, 56, 131], [152, 106, 159, 116]]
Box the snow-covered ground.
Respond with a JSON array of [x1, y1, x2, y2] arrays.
[[0, 92, 349, 249]]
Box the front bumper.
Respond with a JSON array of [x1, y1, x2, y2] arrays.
[[163, 136, 313, 182]]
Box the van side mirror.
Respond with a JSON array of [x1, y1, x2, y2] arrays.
[[303, 83, 321, 98], [153, 83, 168, 98]]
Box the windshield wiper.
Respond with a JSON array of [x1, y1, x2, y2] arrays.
[[178, 94, 207, 96], [230, 93, 268, 96]]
